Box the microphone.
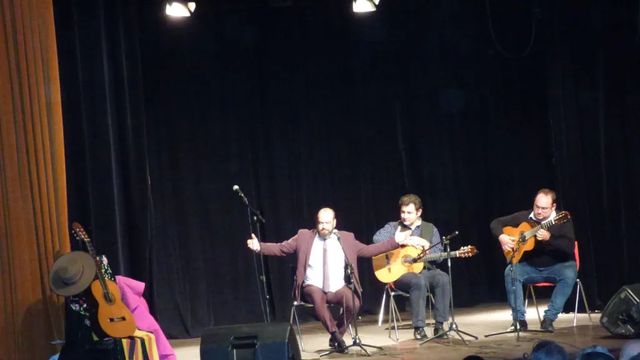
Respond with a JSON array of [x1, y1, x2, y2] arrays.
[[332, 229, 341, 241], [443, 230, 459, 241], [232, 185, 248, 203]]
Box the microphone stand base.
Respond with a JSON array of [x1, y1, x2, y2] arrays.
[[319, 336, 383, 357], [484, 328, 549, 339], [420, 321, 478, 346]]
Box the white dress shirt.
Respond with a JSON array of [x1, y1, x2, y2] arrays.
[[304, 233, 346, 292]]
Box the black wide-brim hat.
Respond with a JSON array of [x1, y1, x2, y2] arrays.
[[50, 251, 96, 296]]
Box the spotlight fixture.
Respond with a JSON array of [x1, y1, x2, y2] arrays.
[[165, 1, 196, 17], [353, 0, 379, 13]]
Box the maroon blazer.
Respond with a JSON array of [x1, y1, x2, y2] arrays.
[[259, 229, 399, 301]]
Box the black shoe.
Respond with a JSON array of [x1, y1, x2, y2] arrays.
[[413, 327, 428, 340], [329, 332, 347, 353], [433, 326, 449, 339], [540, 318, 555, 332], [508, 319, 528, 331]]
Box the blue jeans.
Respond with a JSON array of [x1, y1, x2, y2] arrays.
[[504, 261, 577, 321], [395, 268, 450, 327]]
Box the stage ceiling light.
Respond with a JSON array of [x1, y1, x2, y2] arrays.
[[353, 0, 379, 13], [165, 1, 196, 17]]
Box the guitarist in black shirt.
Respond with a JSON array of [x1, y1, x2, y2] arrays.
[[490, 188, 576, 333]]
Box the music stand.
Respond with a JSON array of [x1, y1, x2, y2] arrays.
[[421, 234, 478, 345], [321, 232, 383, 357], [484, 251, 548, 338]]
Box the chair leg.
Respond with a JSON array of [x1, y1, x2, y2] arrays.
[[573, 281, 579, 326], [526, 285, 543, 324], [426, 282, 433, 326], [573, 279, 592, 326], [290, 305, 305, 352], [389, 295, 401, 342], [427, 293, 434, 325], [387, 293, 394, 341], [395, 296, 403, 325], [378, 287, 388, 327]]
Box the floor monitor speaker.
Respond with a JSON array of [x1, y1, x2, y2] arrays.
[[600, 284, 640, 337], [200, 322, 301, 360]]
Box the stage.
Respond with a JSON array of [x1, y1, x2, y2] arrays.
[[170, 302, 629, 359]]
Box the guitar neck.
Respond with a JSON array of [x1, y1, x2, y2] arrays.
[[83, 239, 98, 260], [83, 239, 104, 273], [83, 239, 112, 296], [421, 250, 462, 262], [72, 223, 114, 302], [522, 217, 556, 240]]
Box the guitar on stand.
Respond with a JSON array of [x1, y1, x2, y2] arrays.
[[71, 222, 136, 338], [373, 245, 478, 283], [501, 211, 571, 263]]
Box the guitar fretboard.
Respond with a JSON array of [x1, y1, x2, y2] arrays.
[[520, 211, 570, 242]]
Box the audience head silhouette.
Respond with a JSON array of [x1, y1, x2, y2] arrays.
[[527, 340, 568, 360], [575, 345, 614, 360]]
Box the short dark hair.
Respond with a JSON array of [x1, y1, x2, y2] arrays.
[[399, 194, 422, 210], [536, 188, 557, 203], [530, 340, 568, 360]]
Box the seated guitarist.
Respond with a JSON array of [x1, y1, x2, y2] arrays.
[[490, 188, 576, 332], [373, 194, 451, 340]]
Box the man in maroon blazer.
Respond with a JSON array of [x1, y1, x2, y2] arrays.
[[247, 207, 414, 353]]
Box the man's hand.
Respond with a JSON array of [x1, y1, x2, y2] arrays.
[[499, 234, 515, 252], [407, 235, 430, 250], [394, 228, 411, 245], [247, 233, 261, 252], [536, 229, 551, 241]]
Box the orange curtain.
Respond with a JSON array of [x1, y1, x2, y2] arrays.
[[0, 0, 70, 359]]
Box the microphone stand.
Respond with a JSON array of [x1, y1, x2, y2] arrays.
[[236, 188, 271, 323], [320, 231, 382, 357], [421, 233, 478, 345]]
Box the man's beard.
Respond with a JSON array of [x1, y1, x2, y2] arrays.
[[319, 229, 332, 238]]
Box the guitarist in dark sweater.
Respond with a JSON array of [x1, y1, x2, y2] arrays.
[[490, 188, 576, 332], [373, 194, 451, 340]]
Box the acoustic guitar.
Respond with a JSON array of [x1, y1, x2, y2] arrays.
[[372, 245, 478, 283], [501, 211, 571, 264], [71, 222, 136, 338]]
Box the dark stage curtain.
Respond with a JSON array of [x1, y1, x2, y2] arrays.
[[53, 0, 640, 338]]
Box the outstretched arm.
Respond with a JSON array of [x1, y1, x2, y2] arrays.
[[246, 233, 299, 256]]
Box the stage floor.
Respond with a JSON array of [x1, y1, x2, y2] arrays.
[[170, 302, 628, 359]]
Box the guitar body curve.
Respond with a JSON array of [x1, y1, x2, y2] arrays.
[[90, 279, 137, 338], [502, 222, 536, 263], [373, 247, 424, 283]]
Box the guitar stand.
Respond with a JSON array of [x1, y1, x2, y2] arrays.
[[421, 236, 477, 346]]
